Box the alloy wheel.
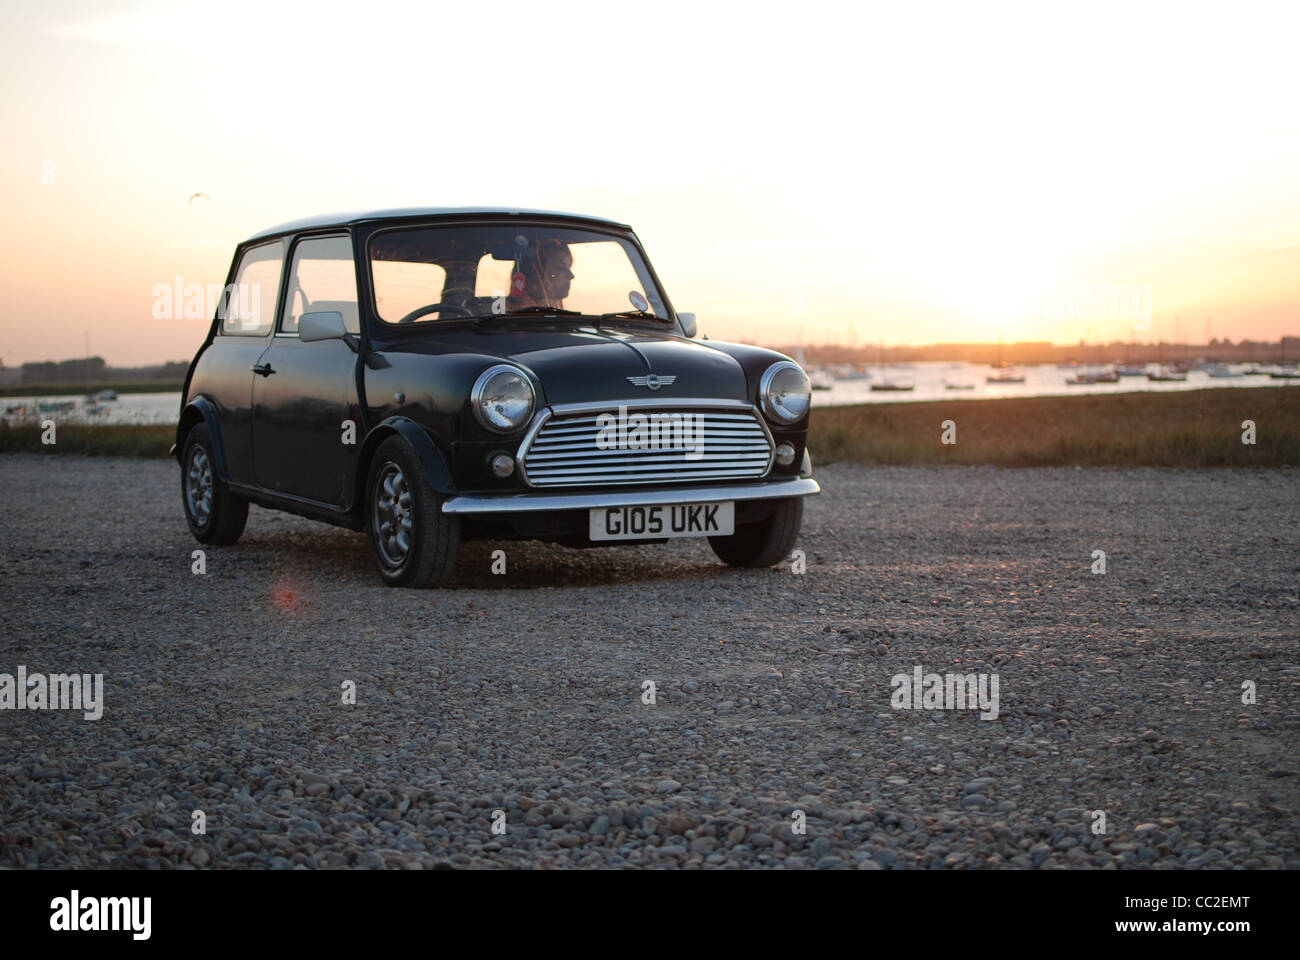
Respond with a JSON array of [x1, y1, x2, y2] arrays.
[[373, 461, 413, 567], [186, 446, 213, 526]]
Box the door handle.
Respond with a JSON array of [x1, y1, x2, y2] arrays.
[[251, 362, 275, 377]]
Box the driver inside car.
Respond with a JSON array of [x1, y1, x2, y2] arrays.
[[506, 238, 573, 310]]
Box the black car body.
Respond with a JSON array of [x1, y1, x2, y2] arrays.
[[175, 208, 820, 586]]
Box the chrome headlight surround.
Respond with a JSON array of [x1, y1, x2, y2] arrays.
[[759, 360, 812, 425], [470, 364, 536, 433]]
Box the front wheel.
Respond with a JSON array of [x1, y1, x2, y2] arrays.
[[708, 497, 803, 568], [365, 437, 460, 588]]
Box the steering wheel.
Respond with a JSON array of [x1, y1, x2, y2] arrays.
[[396, 302, 472, 324]]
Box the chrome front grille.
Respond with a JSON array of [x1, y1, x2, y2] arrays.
[[519, 402, 774, 488]]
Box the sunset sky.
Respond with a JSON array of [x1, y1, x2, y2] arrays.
[[1, 0, 1297, 366]]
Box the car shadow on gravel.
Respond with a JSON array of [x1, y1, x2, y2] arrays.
[[231, 514, 748, 590], [446, 540, 734, 589], [231, 521, 375, 580]]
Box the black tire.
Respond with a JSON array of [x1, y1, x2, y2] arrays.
[[366, 436, 460, 588], [181, 423, 248, 545], [708, 497, 803, 568]]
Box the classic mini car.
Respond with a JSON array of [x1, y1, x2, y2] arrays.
[[174, 208, 820, 587]]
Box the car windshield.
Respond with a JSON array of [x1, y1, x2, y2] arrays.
[[369, 223, 670, 325]]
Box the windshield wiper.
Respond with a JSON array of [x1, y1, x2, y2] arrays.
[[591, 310, 672, 328], [467, 307, 669, 330], [501, 306, 584, 316], [471, 306, 585, 328]]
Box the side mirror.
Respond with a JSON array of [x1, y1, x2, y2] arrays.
[[299, 311, 347, 342], [678, 312, 697, 338]]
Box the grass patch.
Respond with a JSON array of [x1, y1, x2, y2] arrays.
[[0, 423, 174, 458], [3, 387, 1297, 466], [810, 387, 1300, 466]]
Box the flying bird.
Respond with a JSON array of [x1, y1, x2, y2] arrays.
[[187, 192, 210, 205]]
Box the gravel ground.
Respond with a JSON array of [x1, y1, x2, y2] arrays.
[[1, 454, 1297, 870]]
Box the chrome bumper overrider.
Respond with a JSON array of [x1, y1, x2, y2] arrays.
[[440, 477, 821, 515]]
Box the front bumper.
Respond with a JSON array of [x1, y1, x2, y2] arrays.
[[440, 476, 821, 516]]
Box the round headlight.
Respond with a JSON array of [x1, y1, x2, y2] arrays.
[[760, 361, 812, 424], [471, 365, 535, 433]]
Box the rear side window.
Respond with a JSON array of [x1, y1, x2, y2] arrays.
[[220, 241, 283, 336], [282, 235, 360, 334]]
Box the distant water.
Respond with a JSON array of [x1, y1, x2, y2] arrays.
[[810, 362, 1299, 406], [2, 364, 1296, 426], [2, 391, 181, 426]]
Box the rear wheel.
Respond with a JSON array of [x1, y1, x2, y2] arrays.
[[708, 497, 802, 568], [181, 423, 248, 545], [366, 436, 459, 588]]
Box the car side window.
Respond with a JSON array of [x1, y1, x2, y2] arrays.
[[282, 235, 360, 335], [474, 253, 514, 298], [220, 241, 283, 336], [371, 259, 448, 323]]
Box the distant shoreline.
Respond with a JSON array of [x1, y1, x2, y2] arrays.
[[0, 381, 182, 398], [782, 338, 1300, 367]]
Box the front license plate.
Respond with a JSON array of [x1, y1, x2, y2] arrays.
[[589, 501, 735, 541]]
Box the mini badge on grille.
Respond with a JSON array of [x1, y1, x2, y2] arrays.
[[627, 374, 676, 390]]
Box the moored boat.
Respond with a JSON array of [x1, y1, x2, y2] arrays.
[[1147, 366, 1187, 382], [832, 365, 871, 381], [1065, 366, 1118, 385]]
